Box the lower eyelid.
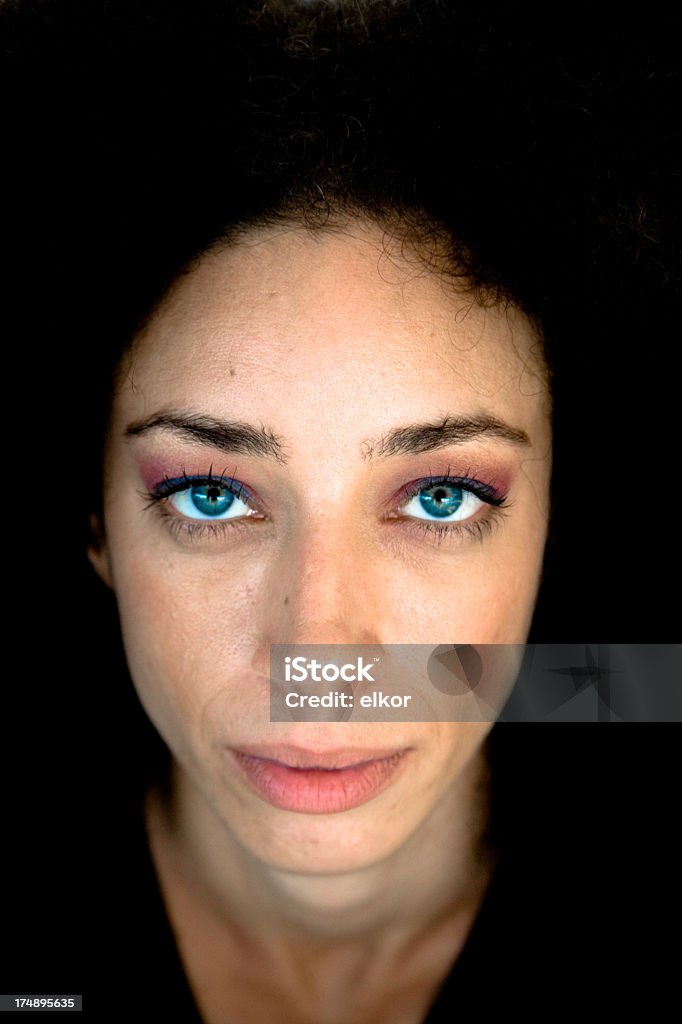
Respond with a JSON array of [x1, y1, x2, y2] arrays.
[[152, 506, 257, 542], [401, 504, 508, 544]]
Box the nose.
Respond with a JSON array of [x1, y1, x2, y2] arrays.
[[257, 520, 387, 656], [284, 523, 385, 644]]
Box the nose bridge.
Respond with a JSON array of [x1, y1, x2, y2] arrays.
[[273, 521, 382, 645]]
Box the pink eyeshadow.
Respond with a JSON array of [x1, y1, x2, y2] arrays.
[[134, 454, 240, 492], [397, 460, 515, 499]]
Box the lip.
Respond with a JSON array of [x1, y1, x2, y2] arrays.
[[227, 744, 411, 814]]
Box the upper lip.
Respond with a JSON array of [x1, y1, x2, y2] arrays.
[[229, 743, 410, 771]]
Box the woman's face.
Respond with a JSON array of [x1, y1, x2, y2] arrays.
[[91, 221, 551, 873]]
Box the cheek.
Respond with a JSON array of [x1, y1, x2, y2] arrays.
[[384, 542, 543, 643], [109, 547, 261, 756]]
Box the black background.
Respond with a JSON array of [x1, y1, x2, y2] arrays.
[[1, 0, 679, 1014]]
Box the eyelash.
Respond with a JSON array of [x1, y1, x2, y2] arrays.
[[141, 466, 509, 546]]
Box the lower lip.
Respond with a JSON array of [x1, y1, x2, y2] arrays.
[[229, 750, 410, 814]]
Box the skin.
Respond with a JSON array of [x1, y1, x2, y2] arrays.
[[89, 219, 552, 1023]]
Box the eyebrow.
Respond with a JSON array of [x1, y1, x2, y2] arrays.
[[361, 414, 531, 460], [125, 412, 289, 464], [125, 410, 531, 464]]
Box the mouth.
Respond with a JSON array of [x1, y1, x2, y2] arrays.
[[227, 744, 411, 814]]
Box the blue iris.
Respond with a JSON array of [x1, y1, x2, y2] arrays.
[[189, 484, 235, 517], [418, 484, 464, 518]]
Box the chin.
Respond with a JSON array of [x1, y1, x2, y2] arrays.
[[220, 791, 418, 877]]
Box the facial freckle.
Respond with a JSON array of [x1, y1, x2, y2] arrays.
[[283, 595, 289, 606]]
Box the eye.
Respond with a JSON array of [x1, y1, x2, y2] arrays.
[[169, 481, 250, 521], [399, 481, 485, 523], [387, 473, 508, 543], [144, 471, 262, 531]]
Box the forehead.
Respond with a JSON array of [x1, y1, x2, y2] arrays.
[[117, 222, 548, 421]]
